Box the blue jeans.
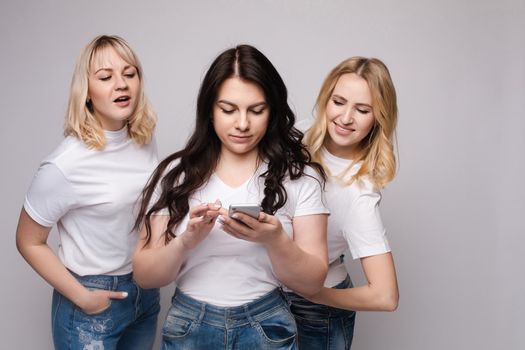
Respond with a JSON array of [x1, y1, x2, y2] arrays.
[[51, 272, 160, 350], [287, 275, 356, 350], [162, 288, 298, 349]]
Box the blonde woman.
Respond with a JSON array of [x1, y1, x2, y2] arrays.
[[288, 57, 400, 349], [15, 35, 159, 350]]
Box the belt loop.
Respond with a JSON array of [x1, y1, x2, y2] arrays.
[[244, 304, 256, 326], [197, 302, 206, 324], [112, 276, 118, 291]]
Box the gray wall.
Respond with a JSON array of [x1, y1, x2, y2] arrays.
[[1, 0, 524, 348]]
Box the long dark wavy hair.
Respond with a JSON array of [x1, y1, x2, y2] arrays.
[[135, 44, 324, 244]]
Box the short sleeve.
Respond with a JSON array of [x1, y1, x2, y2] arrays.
[[292, 168, 330, 217], [23, 162, 77, 227], [147, 159, 180, 216], [344, 190, 391, 259]]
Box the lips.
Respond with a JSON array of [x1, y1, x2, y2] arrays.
[[229, 135, 252, 143], [113, 95, 131, 107], [333, 121, 355, 134]]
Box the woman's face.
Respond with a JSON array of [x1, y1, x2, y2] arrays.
[[212, 77, 270, 159], [88, 46, 140, 131], [324, 73, 375, 159]]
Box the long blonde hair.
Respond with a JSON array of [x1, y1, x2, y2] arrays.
[[64, 35, 156, 149], [305, 57, 397, 189]]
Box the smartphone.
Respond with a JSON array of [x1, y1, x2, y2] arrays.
[[228, 204, 261, 220]]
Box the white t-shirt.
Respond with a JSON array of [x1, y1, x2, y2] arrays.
[[321, 148, 391, 287], [154, 162, 328, 306], [24, 128, 158, 276]]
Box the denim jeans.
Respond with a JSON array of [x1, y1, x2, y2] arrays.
[[287, 275, 356, 350], [161, 288, 298, 349], [51, 272, 160, 350]]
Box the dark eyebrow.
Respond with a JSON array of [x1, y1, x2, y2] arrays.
[[216, 100, 267, 109], [248, 102, 267, 109], [217, 100, 237, 108]]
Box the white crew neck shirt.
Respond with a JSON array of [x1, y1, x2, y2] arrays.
[[321, 147, 391, 287], [154, 162, 329, 306], [24, 127, 158, 276]]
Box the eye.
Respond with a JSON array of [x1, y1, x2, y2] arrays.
[[221, 108, 235, 114], [99, 76, 111, 81], [356, 108, 371, 114], [124, 72, 136, 78], [332, 99, 344, 106], [251, 108, 266, 115]]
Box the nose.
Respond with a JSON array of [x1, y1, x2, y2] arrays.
[[115, 73, 129, 90], [236, 111, 250, 131], [340, 107, 354, 125]]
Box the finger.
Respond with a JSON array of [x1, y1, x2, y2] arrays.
[[258, 212, 274, 223], [189, 203, 209, 218], [222, 215, 254, 235], [220, 224, 249, 241], [188, 216, 209, 228], [107, 291, 128, 299], [207, 199, 222, 210], [229, 212, 259, 229]]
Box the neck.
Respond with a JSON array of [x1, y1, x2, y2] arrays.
[[324, 138, 360, 160], [215, 147, 260, 187]]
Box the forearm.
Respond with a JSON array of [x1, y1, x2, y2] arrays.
[[17, 242, 88, 307], [133, 236, 187, 288], [309, 253, 399, 311], [266, 233, 328, 297], [310, 282, 398, 312]]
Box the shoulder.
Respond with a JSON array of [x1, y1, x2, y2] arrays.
[[39, 136, 85, 175], [285, 164, 324, 189]]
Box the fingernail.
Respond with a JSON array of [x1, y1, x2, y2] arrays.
[[231, 214, 239, 219], [122, 292, 128, 298]]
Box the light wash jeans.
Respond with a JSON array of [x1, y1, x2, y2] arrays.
[[51, 272, 160, 350], [161, 288, 298, 349], [287, 275, 356, 350]]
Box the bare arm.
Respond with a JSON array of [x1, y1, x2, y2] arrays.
[[308, 252, 399, 311], [220, 211, 329, 297], [15, 209, 127, 314], [266, 213, 329, 297], [133, 202, 221, 289]]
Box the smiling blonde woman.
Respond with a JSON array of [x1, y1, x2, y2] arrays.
[[289, 57, 400, 350]]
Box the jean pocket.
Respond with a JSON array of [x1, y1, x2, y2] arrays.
[[162, 306, 195, 339], [255, 306, 297, 345]]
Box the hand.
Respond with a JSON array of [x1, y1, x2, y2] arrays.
[[79, 288, 128, 315], [218, 209, 285, 246], [180, 200, 222, 250]]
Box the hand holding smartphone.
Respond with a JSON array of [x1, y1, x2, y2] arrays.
[[228, 204, 261, 220]]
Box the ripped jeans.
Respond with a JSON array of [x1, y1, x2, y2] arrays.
[[51, 272, 160, 350]]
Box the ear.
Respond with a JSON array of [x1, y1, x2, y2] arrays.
[[86, 98, 93, 112]]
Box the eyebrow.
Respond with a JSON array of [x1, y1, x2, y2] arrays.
[[217, 100, 267, 109], [94, 65, 134, 74], [332, 94, 372, 108]]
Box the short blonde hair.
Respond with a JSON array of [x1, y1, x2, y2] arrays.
[[64, 35, 156, 149], [305, 57, 398, 189]]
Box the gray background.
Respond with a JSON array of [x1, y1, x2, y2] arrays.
[[1, 0, 524, 349]]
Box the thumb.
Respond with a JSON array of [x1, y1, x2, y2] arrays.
[[108, 291, 128, 300], [259, 212, 271, 223]]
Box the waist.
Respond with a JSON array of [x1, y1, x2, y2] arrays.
[[69, 270, 134, 290], [171, 287, 289, 326]]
